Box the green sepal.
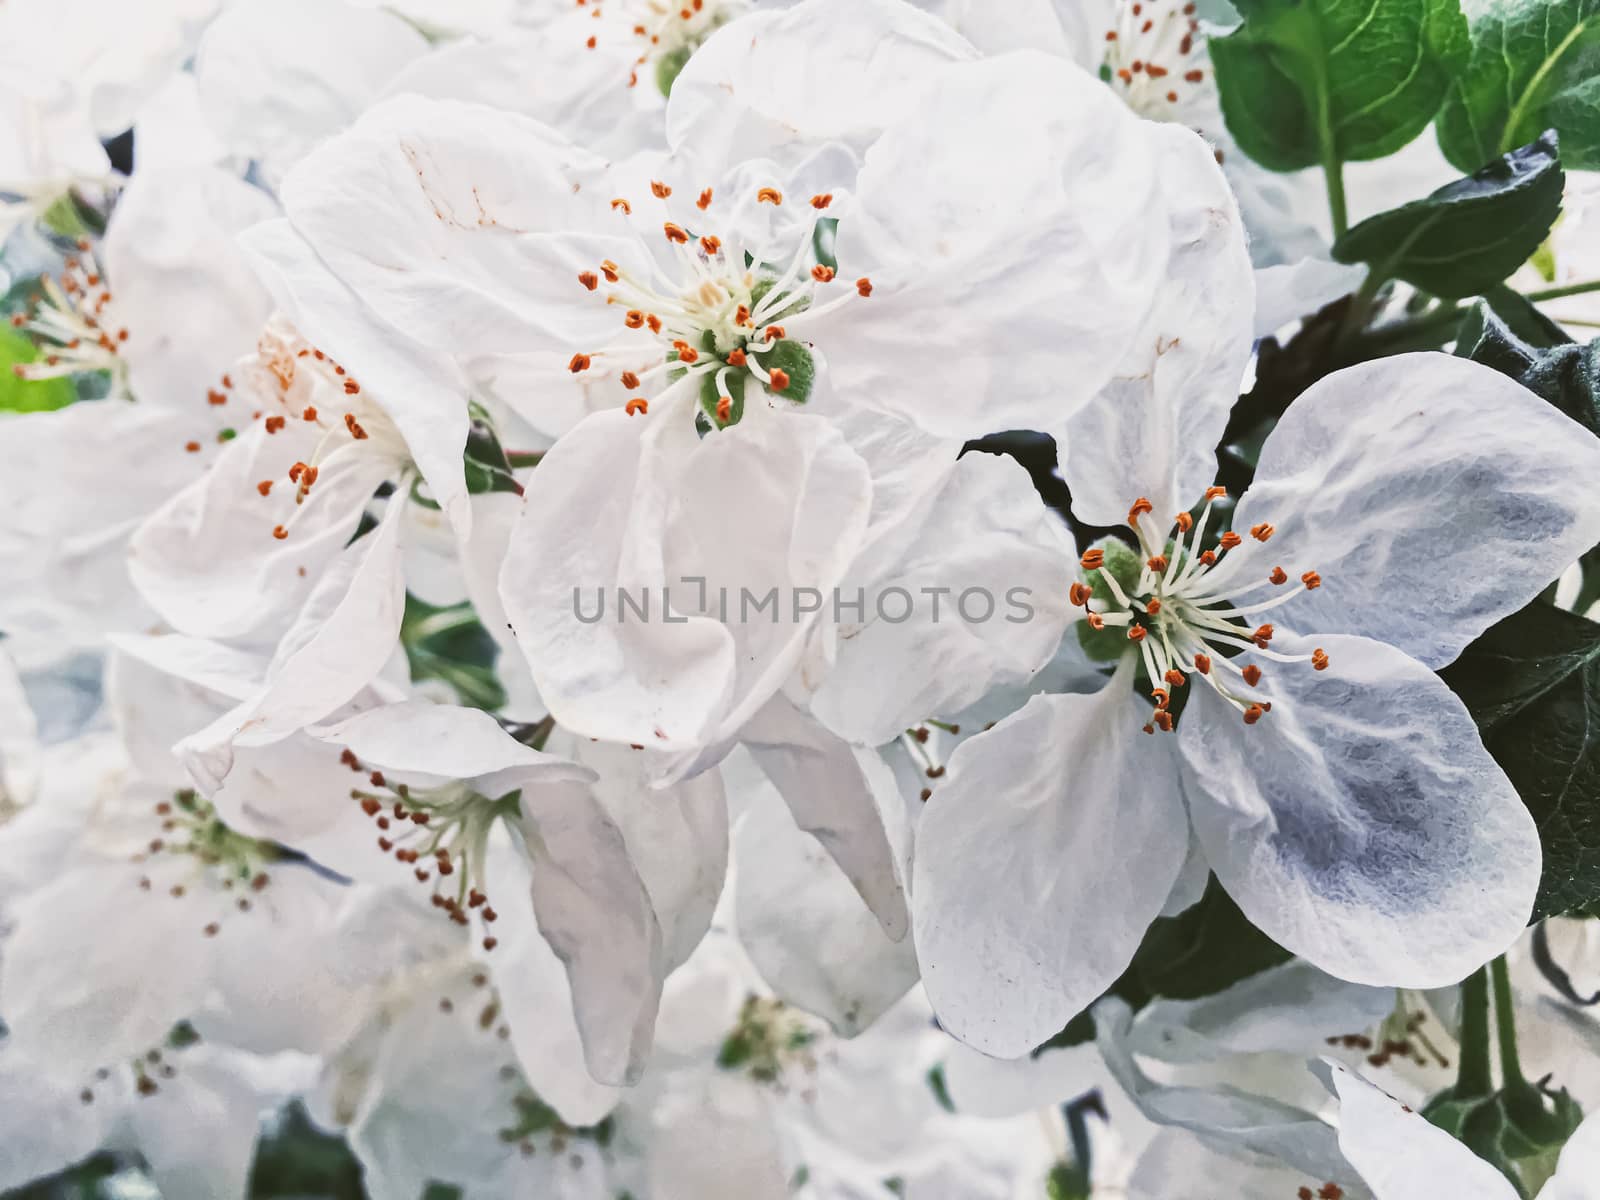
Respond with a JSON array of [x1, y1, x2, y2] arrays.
[[1075, 538, 1142, 663], [462, 415, 524, 496], [0, 327, 75, 413], [762, 339, 816, 405], [655, 45, 692, 98], [699, 361, 746, 428]]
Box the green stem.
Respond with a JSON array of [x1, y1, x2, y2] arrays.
[[1491, 955, 1526, 1088], [1323, 154, 1348, 241], [1523, 278, 1600, 303], [505, 450, 545, 468], [1457, 967, 1493, 1097]]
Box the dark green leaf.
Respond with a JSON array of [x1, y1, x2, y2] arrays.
[[1441, 602, 1600, 918], [462, 416, 523, 496], [1437, 0, 1600, 172], [1211, 0, 1469, 171], [1458, 300, 1591, 431], [1332, 134, 1564, 297], [400, 593, 507, 712]]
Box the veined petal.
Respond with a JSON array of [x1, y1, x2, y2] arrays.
[[1058, 118, 1254, 527], [810, 450, 1075, 747], [666, 0, 975, 167], [828, 52, 1239, 441], [1234, 352, 1600, 670], [913, 671, 1190, 1056], [1180, 634, 1540, 989]]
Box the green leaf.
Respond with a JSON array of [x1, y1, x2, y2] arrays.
[[0, 327, 76, 413], [1457, 300, 1590, 431], [1211, 0, 1469, 171], [1332, 133, 1564, 297], [400, 593, 507, 712], [1437, 0, 1600, 173], [1440, 602, 1600, 918]]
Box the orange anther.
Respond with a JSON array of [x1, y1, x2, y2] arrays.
[[650, 181, 672, 198], [1128, 497, 1154, 524], [1164, 669, 1186, 687], [716, 396, 731, 422], [1199, 550, 1217, 566], [1069, 582, 1092, 606], [568, 353, 592, 373], [578, 271, 598, 290], [1128, 625, 1147, 643], [1205, 485, 1228, 500], [768, 368, 791, 391], [302, 406, 317, 420], [1194, 653, 1212, 674], [1269, 566, 1288, 584], [288, 462, 305, 483], [1146, 555, 1168, 572], [1145, 597, 1162, 614], [624, 310, 645, 328], [764, 325, 785, 340], [1153, 709, 1174, 732], [700, 235, 721, 255], [676, 345, 699, 364], [625, 398, 648, 416], [856, 277, 873, 297], [185, 441, 201, 453], [1250, 522, 1275, 542], [1174, 511, 1193, 532], [757, 187, 783, 205], [664, 223, 689, 244], [1151, 688, 1169, 709], [726, 349, 747, 367], [611, 198, 632, 214], [586, 35, 596, 48], [810, 193, 833, 209], [1312, 648, 1329, 671], [343, 378, 360, 395], [1251, 623, 1274, 648], [620, 371, 641, 389], [1080, 549, 1105, 570], [647, 315, 662, 333], [1301, 571, 1322, 590], [600, 260, 621, 282], [257, 480, 273, 496], [811, 265, 836, 283], [1243, 704, 1264, 725], [1087, 613, 1105, 631], [1219, 531, 1242, 550], [697, 188, 713, 210], [1242, 664, 1262, 687], [264, 416, 286, 433], [272, 525, 288, 540]]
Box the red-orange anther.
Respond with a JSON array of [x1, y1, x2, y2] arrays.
[[650, 181, 672, 198], [1080, 549, 1105, 570], [810, 193, 833, 209], [726, 349, 747, 367], [663, 223, 689, 244], [578, 271, 599, 290], [811, 265, 836, 283], [1252, 623, 1274, 648], [1128, 497, 1154, 524], [1147, 555, 1168, 572], [1206, 486, 1230, 501], [1145, 597, 1162, 614], [264, 416, 286, 433], [1250, 522, 1274, 541], [1312, 648, 1330, 671], [700, 235, 721, 255], [1242, 664, 1263, 687], [568, 353, 592, 373], [1301, 571, 1322, 590], [620, 371, 641, 389], [1219, 531, 1242, 550], [1243, 704, 1264, 725], [1151, 688, 1170, 709], [600, 260, 621, 282], [611, 198, 631, 214], [185, 440, 201, 452], [343, 378, 360, 395], [625, 398, 648, 416], [1128, 625, 1147, 643], [768, 368, 791, 391], [624, 310, 645, 328], [302, 406, 317, 421], [757, 187, 783, 205], [1269, 566, 1288, 584], [1174, 511, 1193, 531], [716, 396, 732, 422], [856, 277, 873, 297], [1165, 669, 1186, 687], [257, 480, 273, 496], [1199, 550, 1217, 566], [697, 188, 713, 210], [1069, 582, 1092, 606], [1194, 653, 1212, 674], [272, 525, 288, 540], [1153, 709, 1174, 732], [1087, 613, 1105, 631], [764, 325, 785, 340]]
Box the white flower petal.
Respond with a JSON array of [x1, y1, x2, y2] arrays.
[[740, 694, 910, 940], [1058, 121, 1254, 528], [913, 675, 1190, 1056], [194, 0, 429, 188], [1180, 634, 1540, 989], [829, 53, 1238, 441], [810, 450, 1075, 746], [732, 768, 918, 1034], [102, 165, 275, 406], [1095, 998, 1355, 1184], [513, 783, 666, 1087], [130, 1052, 273, 1200], [666, 0, 975, 165], [1544, 1109, 1600, 1200], [1234, 352, 1600, 669], [1317, 1059, 1515, 1200]]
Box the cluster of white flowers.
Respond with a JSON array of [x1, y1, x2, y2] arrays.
[[4, 0, 1600, 1197]]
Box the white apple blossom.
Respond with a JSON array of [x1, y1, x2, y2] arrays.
[[914, 348, 1600, 1058]]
